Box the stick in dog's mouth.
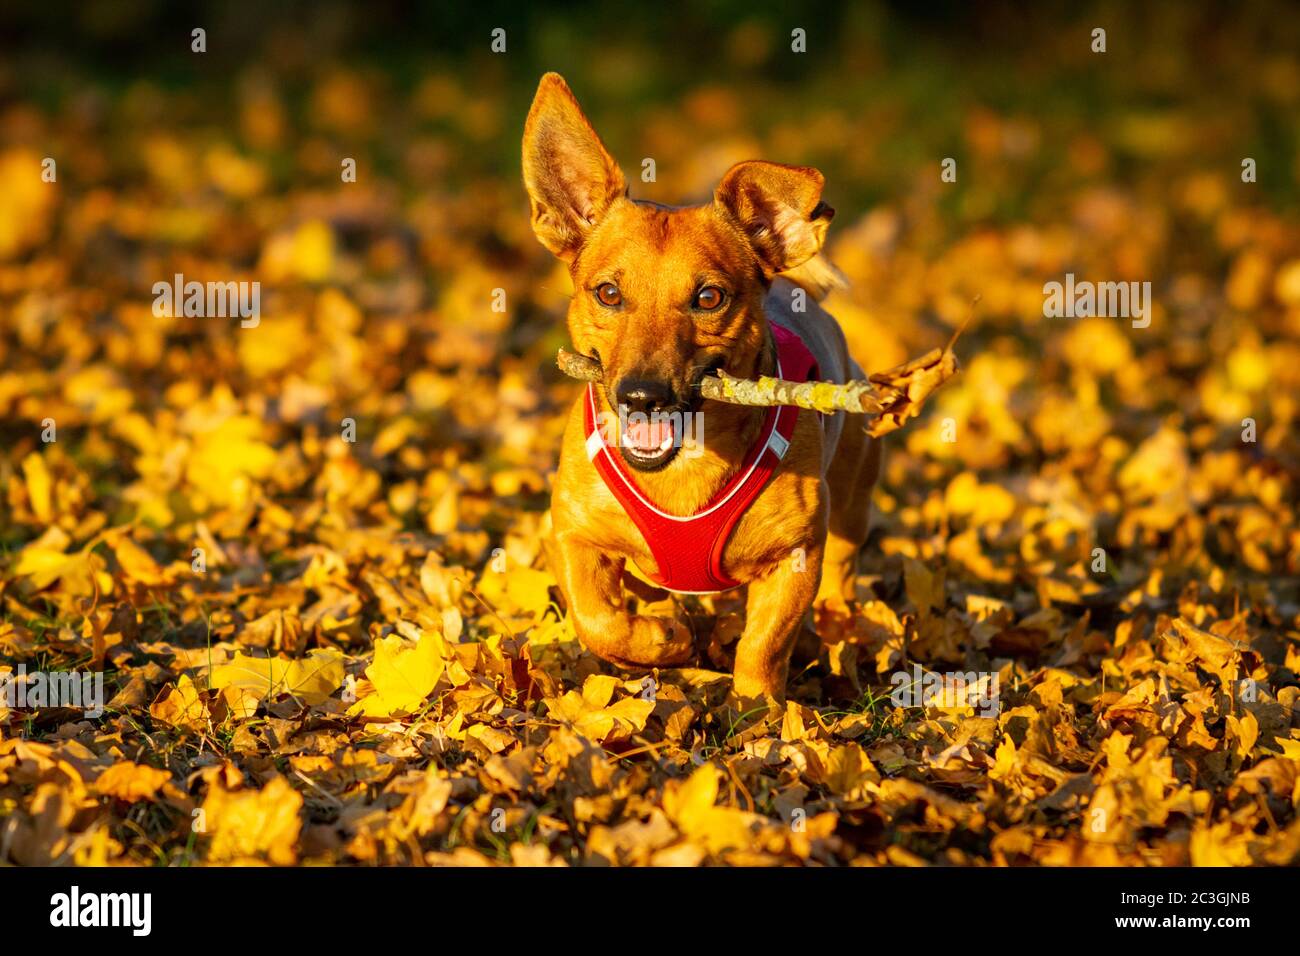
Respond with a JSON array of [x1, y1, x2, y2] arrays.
[[555, 345, 961, 438]]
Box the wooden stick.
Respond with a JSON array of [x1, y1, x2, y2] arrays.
[[556, 331, 964, 437], [556, 348, 885, 415]]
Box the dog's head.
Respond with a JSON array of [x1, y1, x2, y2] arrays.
[[523, 73, 834, 471]]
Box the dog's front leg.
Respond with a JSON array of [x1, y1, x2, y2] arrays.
[[553, 532, 693, 668], [732, 539, 824, 709]]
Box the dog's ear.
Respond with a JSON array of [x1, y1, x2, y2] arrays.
[[714, 161, 834, 276], [522, 73, 626, 260]]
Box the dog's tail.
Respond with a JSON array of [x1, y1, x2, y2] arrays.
[[778, 253, 847, 303]]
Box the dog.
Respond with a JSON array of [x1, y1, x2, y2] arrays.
[[524, 73, 882, 710]]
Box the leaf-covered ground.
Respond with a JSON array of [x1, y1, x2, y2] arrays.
[[2, 3, 1300, 866]]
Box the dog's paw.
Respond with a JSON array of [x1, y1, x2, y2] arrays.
[[628, 615, 694, 667]]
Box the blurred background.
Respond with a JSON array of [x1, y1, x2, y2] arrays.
[[2, 0, 1297, 572]]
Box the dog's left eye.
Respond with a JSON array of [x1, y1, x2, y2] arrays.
[[694, 286, 725, 311], [594, 282, 622, 307]]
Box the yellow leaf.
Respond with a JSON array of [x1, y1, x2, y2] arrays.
[[14, 547, 87, 591], [11, 529, 102, 595], [220, 684, 262, 720], [903, 556, 945, 615], [506, 567, 555, 615], [95, 762, 172, 802], [944, 472, 1016, 526], [545, 675, 655, 744], [259, 219, 335, 283], [574, 697, 655, 743], [663, 764, 759, 855], [821, 743, 878, 795], [184, 415, 277, 509], [1275, 737, 1300, 762], [581, 674, 620, 709], [112, 536, 167, 586], [21, 452, 53, 522], [348, 631, 446, 717], [663, 762, 720, 821], [391, 769, 454, 839], [210, 649, 345, 708], [149, 674, 209, 732], [0, 147, 57, 259], [1189, 820, 1253, 867], [238, 315, 308, 378], [479, 564, 555, 618], [203, 776, 302, 865], [1227, 710, 1259, 760]]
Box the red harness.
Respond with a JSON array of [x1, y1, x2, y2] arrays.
[[583, 323, 819, 594]]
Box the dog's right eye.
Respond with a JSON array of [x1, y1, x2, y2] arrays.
[[594, 282, 622, 307]]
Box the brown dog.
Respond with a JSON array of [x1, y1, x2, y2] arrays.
[[524, 73, 881, 710]]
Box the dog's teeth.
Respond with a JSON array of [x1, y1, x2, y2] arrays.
[[620, 420, 676, 461]]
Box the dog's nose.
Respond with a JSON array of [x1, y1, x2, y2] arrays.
[[615, 378, 675, 415]]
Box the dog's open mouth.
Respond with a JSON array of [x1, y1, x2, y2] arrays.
[[620, 415, 680, 470]]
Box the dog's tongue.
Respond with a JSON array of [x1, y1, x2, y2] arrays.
[[625, 419, 673, 451]]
